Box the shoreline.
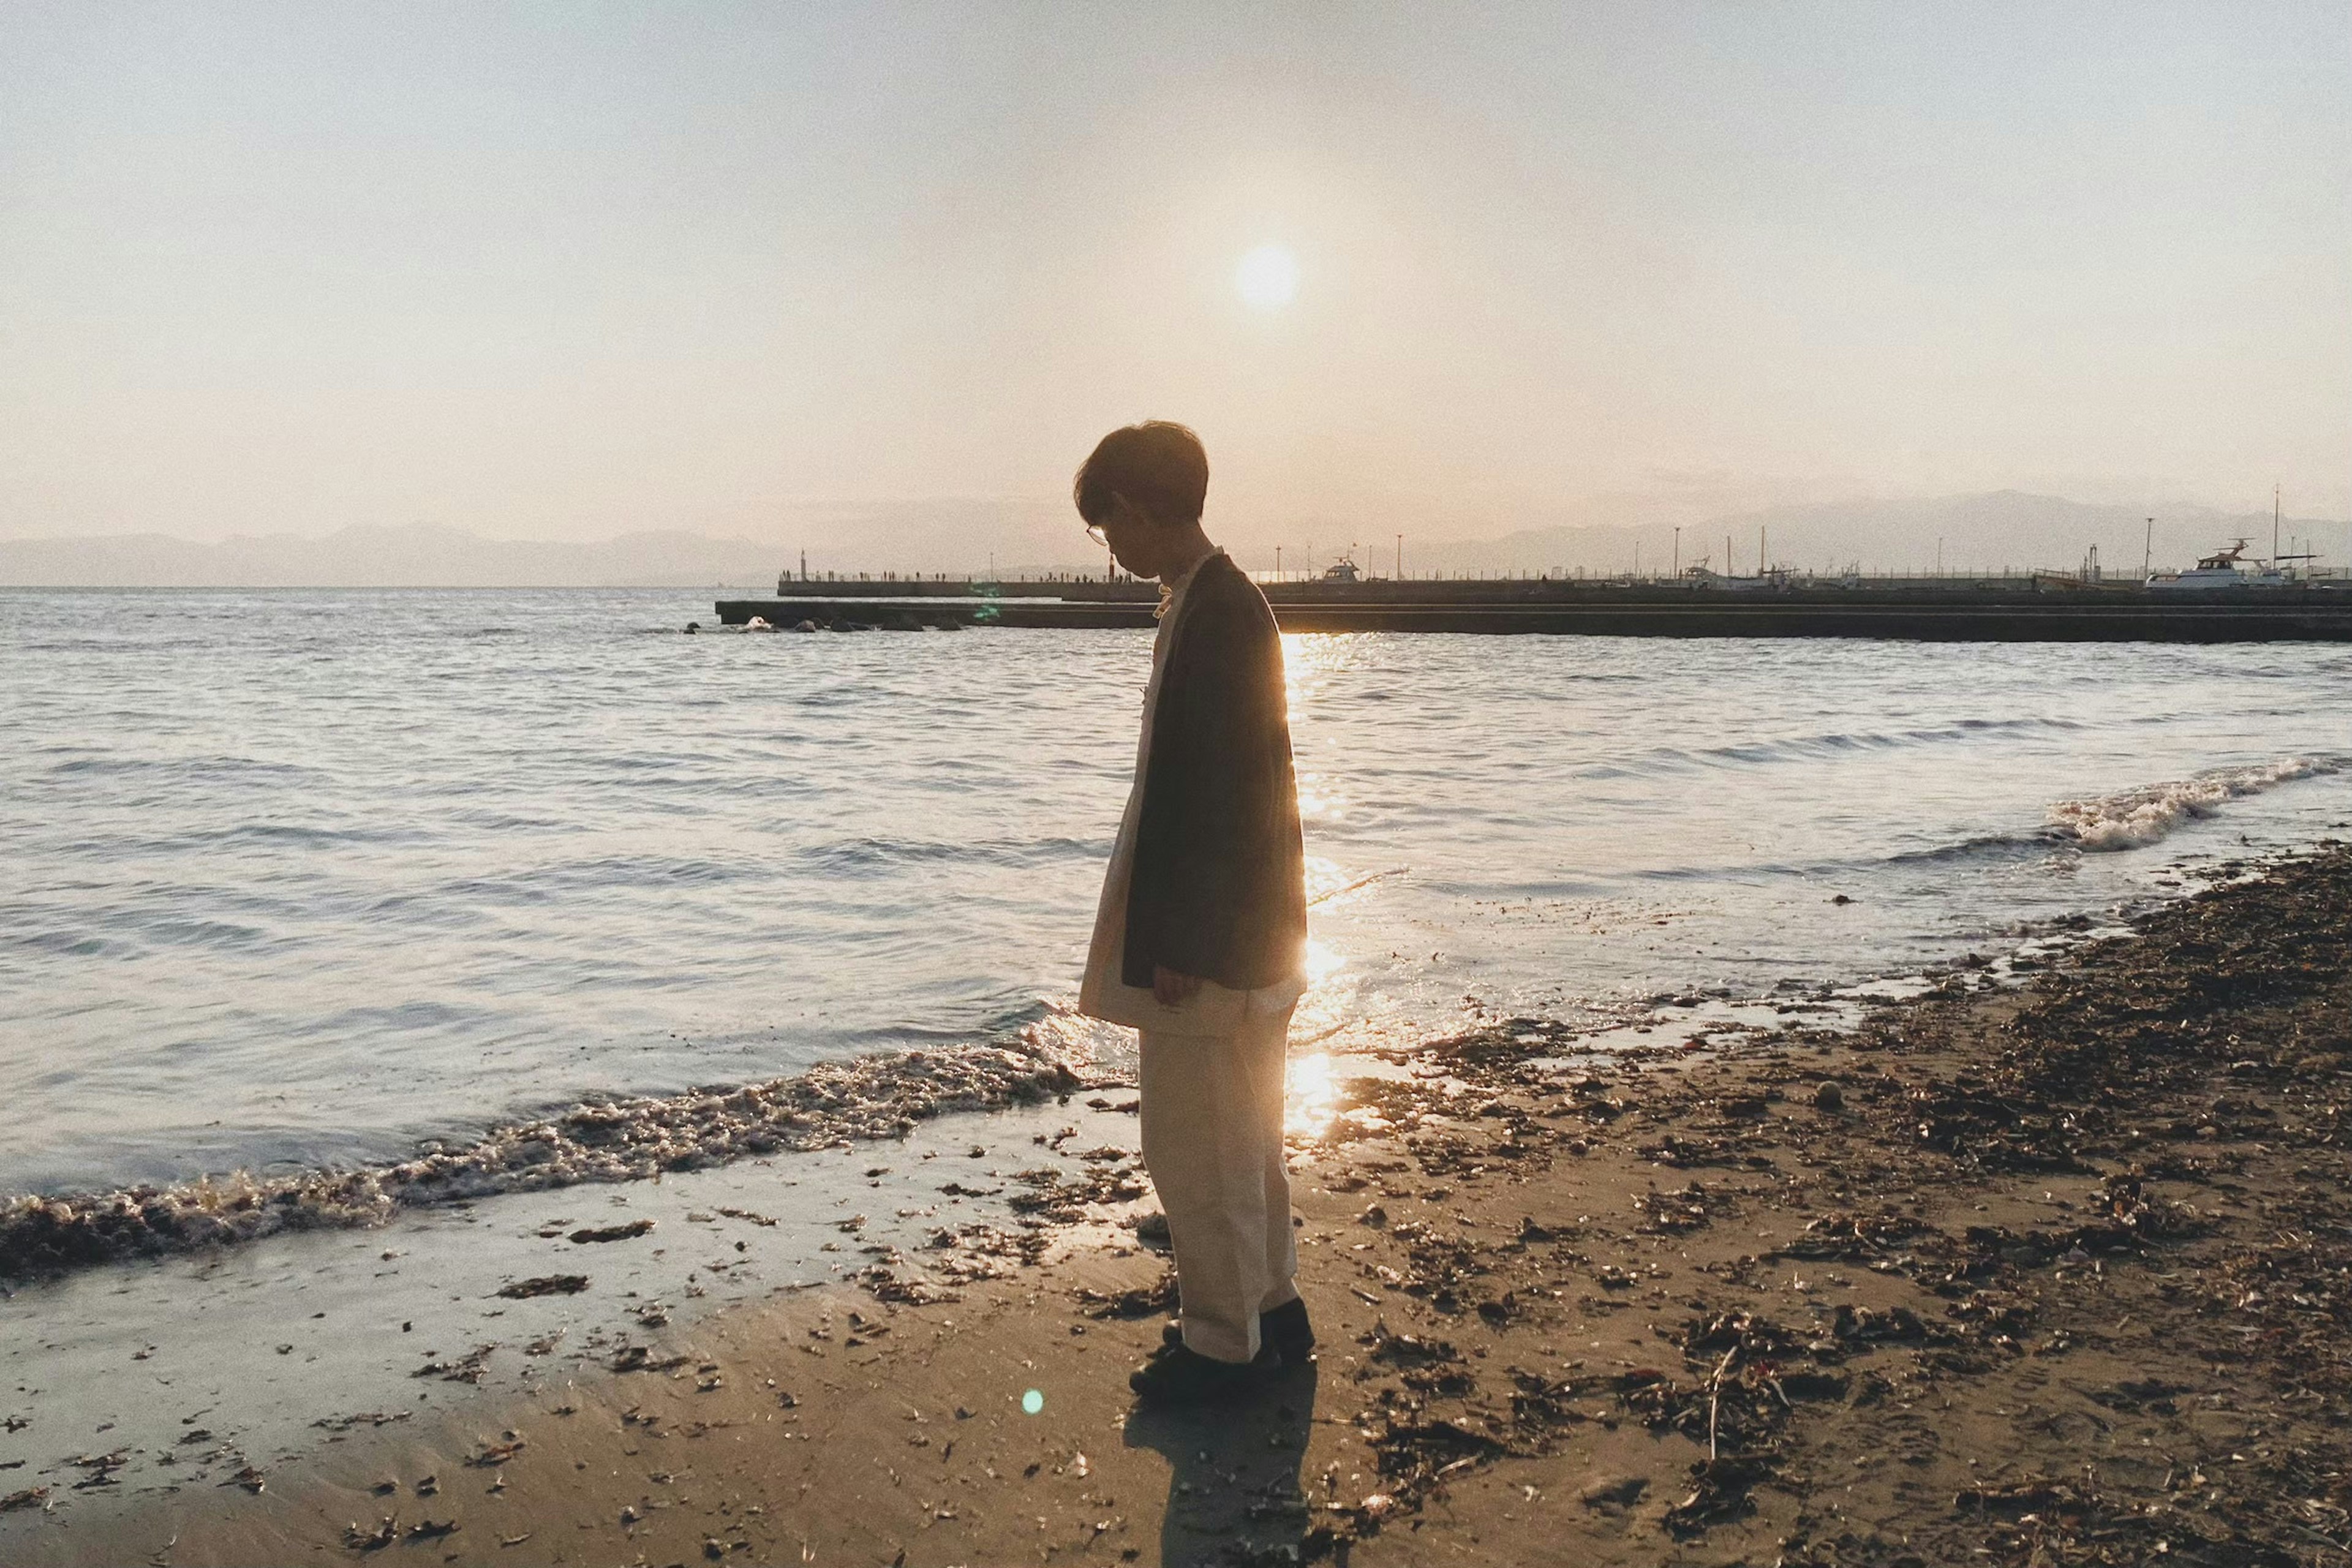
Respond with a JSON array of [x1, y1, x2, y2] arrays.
[[0, 1041, 1089, 1281], [7, 843, 2350, 1565]]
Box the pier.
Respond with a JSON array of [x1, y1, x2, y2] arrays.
[[715, 579, 2352, 641]]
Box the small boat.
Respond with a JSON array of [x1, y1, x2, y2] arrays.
[[2147, 540, 2288, 591]]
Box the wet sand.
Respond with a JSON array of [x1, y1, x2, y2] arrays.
[[7, 844, 2350, 1566]]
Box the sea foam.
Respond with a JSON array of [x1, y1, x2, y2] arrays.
[[2049, 758, 2331, 852], [0, 1041, 1082, 1280]]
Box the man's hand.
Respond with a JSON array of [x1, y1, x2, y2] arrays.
[[1152, 965, 1202, 1008]]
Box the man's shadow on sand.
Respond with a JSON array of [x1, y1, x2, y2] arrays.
[[1123, 1362, 1322, 1568]]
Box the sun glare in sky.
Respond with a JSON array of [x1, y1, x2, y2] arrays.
[[1234, 243, 1300, 311]]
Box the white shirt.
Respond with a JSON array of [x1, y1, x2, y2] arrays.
[[1076, 551, 1308, 1034]]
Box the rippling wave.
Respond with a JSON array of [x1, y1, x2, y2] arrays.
[[1, 1040, 1088, 1280], [2051, 758, 2337, 851]]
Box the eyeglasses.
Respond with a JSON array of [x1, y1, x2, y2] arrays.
[[1084, 521, 1108, 546]]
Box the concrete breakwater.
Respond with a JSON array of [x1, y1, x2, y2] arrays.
[[716, 583, 2352, 640]]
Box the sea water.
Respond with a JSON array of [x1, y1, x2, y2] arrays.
[[5, 587, 2350, 1199]]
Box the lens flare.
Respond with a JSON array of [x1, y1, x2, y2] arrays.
[[1022, 1388, 1044, 1415]]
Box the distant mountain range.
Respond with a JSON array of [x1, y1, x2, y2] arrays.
[[2, 492, 2342, 587], [1412, 491, 2350, 581], [0, 525, 788, 589]]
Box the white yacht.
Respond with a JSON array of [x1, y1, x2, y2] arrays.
[[2148, 540, 2288, 591]]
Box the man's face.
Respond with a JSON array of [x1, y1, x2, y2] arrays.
[[1096, 494, 1166, 579]]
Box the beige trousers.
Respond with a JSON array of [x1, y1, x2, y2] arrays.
[[1137, 1006, 1300, 1363]]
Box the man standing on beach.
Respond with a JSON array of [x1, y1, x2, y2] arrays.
[[1072, 421, 1315, 1404]]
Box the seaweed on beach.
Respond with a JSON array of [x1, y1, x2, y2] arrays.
[[1295, 846, 2352, 1561], [1074, 1265, 1178, 1320]]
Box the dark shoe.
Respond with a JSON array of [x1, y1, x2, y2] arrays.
[[1157, 1299, 1316, 1363], [1261, 1297, 1315, 1361], [1128, 1343, 1281, 1404]]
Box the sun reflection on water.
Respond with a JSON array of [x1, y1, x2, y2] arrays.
[[1281, 638, 1385, 1140], [1283, 933, 1359, 1139], [1289, 936, 1353, 1043], [1283, 634, 1351, 823], [1295, 772, 1347, 822], [1278, 630, 1347, 682], [1284, 1050, 1340, 1139]]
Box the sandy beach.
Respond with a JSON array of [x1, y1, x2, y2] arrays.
[[6, 844, 2349, 1567]]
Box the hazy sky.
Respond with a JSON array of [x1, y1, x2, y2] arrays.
[[3, 2, 2345, 551]]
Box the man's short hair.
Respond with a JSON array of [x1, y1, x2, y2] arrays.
[[1073, 421, 1209, 527]]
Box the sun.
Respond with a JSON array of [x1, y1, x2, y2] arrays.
[[1234, 243, 1300, 311]]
